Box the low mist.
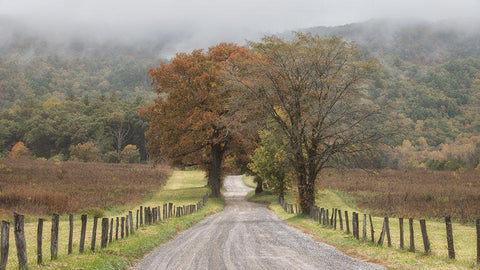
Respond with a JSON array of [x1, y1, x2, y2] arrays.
[[1, 0, 479, 57]]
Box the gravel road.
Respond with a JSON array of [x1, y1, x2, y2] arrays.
[[135, 175, 385, 270]]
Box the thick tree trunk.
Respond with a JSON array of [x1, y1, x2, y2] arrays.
[[298, 175, 315, 214], [278, 176, 285, 201], [254, 176, 263, 194], [208, 143, 224, 198]]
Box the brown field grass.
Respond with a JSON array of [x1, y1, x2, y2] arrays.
[[319, 169, 480, 222], [0, 159, 169, 217]]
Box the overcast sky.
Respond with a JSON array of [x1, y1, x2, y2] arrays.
[[1, 0, 479, 55]]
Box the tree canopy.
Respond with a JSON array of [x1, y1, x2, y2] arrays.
[[229, 33, 387, 212], [145, 43, 249, 197]]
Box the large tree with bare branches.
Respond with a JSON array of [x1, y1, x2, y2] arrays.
[[229, 33, 386, 213]]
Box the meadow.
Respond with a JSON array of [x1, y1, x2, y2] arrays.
[[0, 159, 169, 217], [0, 165, 222, 269], [319, 169, 480, 222]]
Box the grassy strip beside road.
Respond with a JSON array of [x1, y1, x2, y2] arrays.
[[7, 170, 224, 270], [248, 189, 476, 269], [241, 175, 257, 189]]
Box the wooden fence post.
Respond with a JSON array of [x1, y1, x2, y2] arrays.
[[385, 215, 391, 247], [91, 216, 98, 251], [334, 208, 337, 230], [121, 217, 125, 238], [330, 208, 334, 225], [321, 208, 325, 224], [326, 209, 329, 225], [144, 207, 148, 225], [68, 214, 73, 255], [352, 212, 357, 239], [399, 218, 404, 249], [377, 219, 385, 246], [136, 209, 139, 230], [338, 210, 343, 230], [476, 219, 480, 264], [445, 216, 455, 259], [148, 207, 152, 223], [109, 218, 113, 243], [0, 221, 9, 270], [355, 213, 360, 240], [125, 216, 129, 237], [369, 214, 374, 243], [101, 218, 108, 249], [51, 213, 59, 260], [14, 213, 28, 270], [37, 219, 43, 265], [129, 211, 134, 235], [115, 217, 119, 240], [409, 218, 415, 252], [79, 214, 87, 253], [420, 219, 430, 254], [362, 214, 367, 240], [345, 211, 350, 234], [140, 206, 143, 226], [318, 208, 322, 224]]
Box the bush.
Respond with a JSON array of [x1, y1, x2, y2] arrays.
[[69, 142, 101, 162], [120, 144, 140, 163], [104, 151, 120, 163], [425, 154, 465, 171], [9, 141, 31, 159], [49, 154, 65, 162]]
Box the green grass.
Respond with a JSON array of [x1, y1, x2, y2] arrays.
[[7, 170, 224, 270], [242, 175, 256, 189], [248, 188, 478, 269]]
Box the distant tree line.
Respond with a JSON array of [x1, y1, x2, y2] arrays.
[[0, 94, 149, 163]]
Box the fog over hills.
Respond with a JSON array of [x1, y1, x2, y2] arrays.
[[1, 0, 479, 57]]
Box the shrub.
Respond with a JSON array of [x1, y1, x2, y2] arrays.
[[104, 151, 120, 163], [426, 154, 465, 171], [120, 144, 140, 163], [9, 141, 31, 159], [69, 142, 101, 162], [49, 154, 65, 162]]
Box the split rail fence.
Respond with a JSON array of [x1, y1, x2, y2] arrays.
[[280, 198, 479, 264], [0, 193, 209, 270]]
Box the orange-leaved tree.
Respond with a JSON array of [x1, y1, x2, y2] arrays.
[[145, 43, 249, 197]]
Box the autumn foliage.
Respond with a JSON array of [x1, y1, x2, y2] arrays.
[[9, 141, 31, 159], [69, 142, 101, 162], [145, 43, 250, 197]]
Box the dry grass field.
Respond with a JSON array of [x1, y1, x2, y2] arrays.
[[0, 159, 170, 217], [319, 169, 480, 222]]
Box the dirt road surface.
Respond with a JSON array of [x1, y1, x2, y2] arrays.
[[135, 175, 385, 270]]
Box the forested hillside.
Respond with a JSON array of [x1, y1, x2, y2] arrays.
[[1, 19, 479, 168], [0, 19, 168, 160], [305, 20, 480, 169]]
